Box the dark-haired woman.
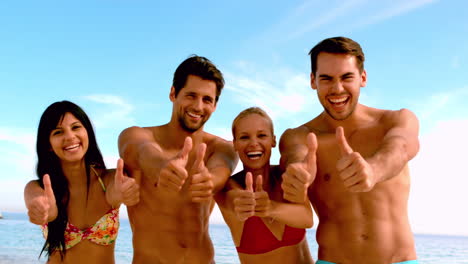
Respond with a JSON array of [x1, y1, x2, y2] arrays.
[[24, 101, 139, 264]]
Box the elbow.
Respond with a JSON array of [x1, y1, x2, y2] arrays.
[[295, 211, 314, 229]]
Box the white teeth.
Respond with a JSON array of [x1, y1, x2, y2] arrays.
[[329, 97, 348, 103], [188, 112, 201, 118], [247, 151, 263, 160], [64, 144, 79, 150]]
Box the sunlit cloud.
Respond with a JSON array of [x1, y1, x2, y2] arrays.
[[287, 0, 367, 41], [83, 94, 135, 129], [411, 87, 468, 127], [225, 66, 318, 122], [350, 0, 438, 29], [255, 0, 438, 44], [0, 128, 37, 212], [0, 127, 36, 179], [409, 119, 468, 235]]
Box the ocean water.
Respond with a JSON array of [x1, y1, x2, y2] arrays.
[[1, 212, 467, 264]]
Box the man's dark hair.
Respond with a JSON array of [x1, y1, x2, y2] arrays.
[[172, 55, 224, 102], [309, 37, 365, 74]]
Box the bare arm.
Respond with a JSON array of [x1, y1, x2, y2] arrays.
[[188, 139, 237, 203], [206, 139, 238, 194], [223, 173, 313, 228], [267, 200, 313, 228], [118, 126, 165, 183], [24, 177, 57, 225], [105, 159, 141, 208], [254, 175, 313, 229], [369, 109, 420, 182], [279, 127, 310, 170], [279, 128, 318, 203], [336, 109, 420, 192]]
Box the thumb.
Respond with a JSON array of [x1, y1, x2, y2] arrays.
[[115, 158, 124, 187], [43, 174, 55, 200], [192, 143, 207, 172], [336, 126, 353, 156], [245, 172, 253, 192], [177, 137, 193, 162], [304, 132, 318, 170], [255, 175, 263, 192]]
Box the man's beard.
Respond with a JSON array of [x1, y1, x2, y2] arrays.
[[324, 106, 355, 121], [178, 115, 206, 133]]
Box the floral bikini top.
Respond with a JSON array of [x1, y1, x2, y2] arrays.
[[42, 168, 119, 250]]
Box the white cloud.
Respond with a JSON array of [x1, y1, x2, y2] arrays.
[[351, 0, 438, 29], [409, 119, 468, 235], [0, 179, 29, 212], [0, 128, 37, 212], [287, 0, 367, 41], [225, 66, 319, 122], [83, 94, 135, 129], [412, 87, 468, 128], [255, 0, 438, 44], [0, 127, 36, 179]]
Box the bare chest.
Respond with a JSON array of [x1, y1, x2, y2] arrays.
[[311, 127, 386, 194]]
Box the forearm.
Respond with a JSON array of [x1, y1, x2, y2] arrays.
[[369, 136, 412, 182], [211, 169, 233, 194], [268, 200, 313, 228]]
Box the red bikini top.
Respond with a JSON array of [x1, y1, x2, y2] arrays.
[[236, 216, 305, 254]]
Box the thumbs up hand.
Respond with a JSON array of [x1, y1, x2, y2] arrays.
[[158, 136, 192, 192], [253, 175, 271, 218], [189, 143, 214, 203], [232, 172, 256, 221], [25, 174, 57, 225], [336, 126, 376, 192], [114, 159, 140, 206], [281, 132, 318, 203]]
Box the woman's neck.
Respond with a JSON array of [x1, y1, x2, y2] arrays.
[[61, 160, 88, 186]]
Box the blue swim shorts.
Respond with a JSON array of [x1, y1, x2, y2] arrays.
[[316, 260, 419, 264]]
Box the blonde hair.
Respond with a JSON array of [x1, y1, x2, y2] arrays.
[[232, 107, 274, 138]]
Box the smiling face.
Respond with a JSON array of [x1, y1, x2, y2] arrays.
[[49, 112, 89, 165], [233, 113, 276, 170], [311, 52, 367, 121], [170, 74, 217, 132]]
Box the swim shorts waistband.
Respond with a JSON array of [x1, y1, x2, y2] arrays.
[[316, 260, 419, 264]]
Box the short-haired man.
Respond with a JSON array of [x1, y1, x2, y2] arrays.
[[119, 55, 238, 263], [280, 37, 420, 264]]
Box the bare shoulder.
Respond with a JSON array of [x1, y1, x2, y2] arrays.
[[203, 132, 234, 153], [119, 126, 155, 141], [380, 108, 419, 128], [118, 125, 164, 152], [280, 125, 310, 144], [280, 117, 323, 149], [203, 132, 237, 170]]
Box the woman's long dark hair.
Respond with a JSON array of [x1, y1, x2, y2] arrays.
[[36, 101, 105, 259]]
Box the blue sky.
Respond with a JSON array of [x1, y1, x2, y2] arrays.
[[1, 0, 467, 235]]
